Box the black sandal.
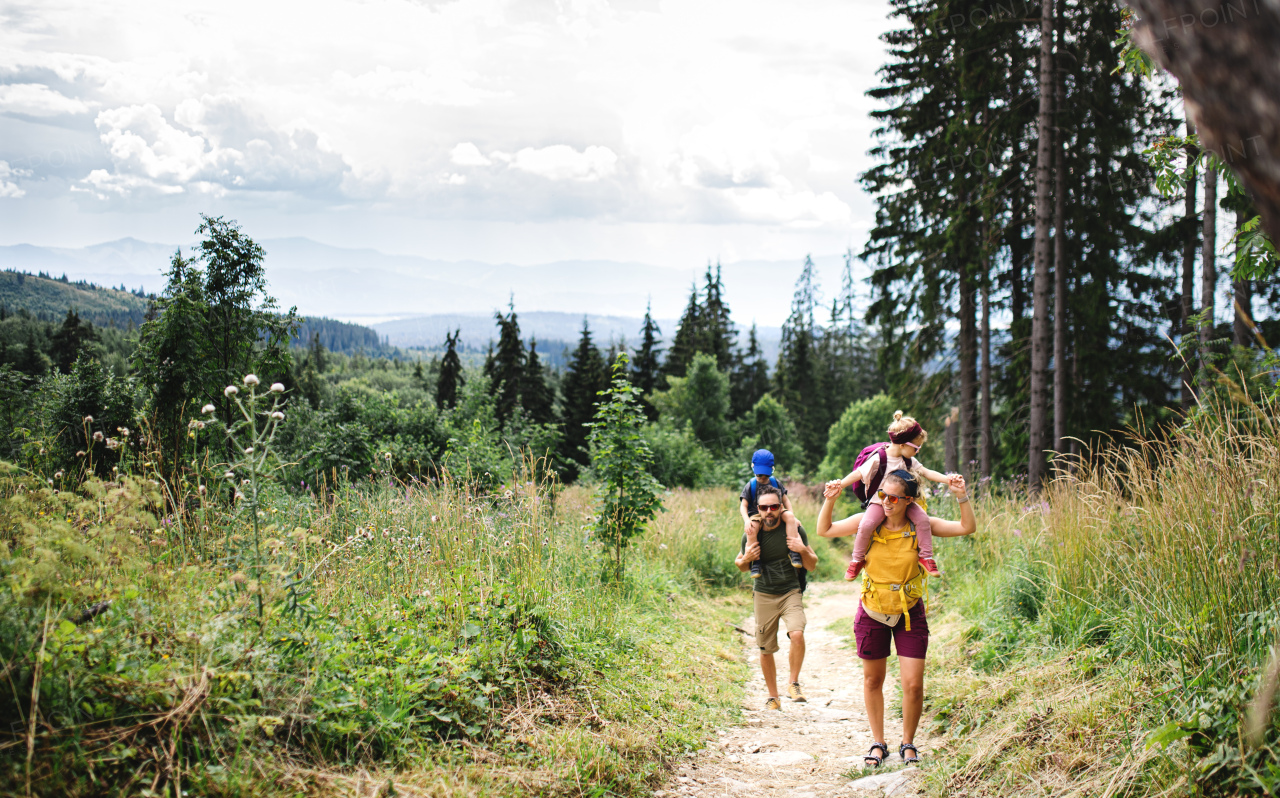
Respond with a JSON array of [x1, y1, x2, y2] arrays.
[[899, 742, 919, 764], [864, 742, 889, 768]]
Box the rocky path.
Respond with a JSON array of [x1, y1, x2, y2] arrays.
[[658, 582, 927, 797]]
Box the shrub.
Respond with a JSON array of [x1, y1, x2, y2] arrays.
[[818, 392, 898, 481]]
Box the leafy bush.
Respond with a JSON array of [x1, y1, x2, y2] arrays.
[[818, 392, 898, 480]]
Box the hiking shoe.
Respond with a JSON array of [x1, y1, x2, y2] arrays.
[[750, 560, 762, 579], [788, 682, 807, 703], [844, 559, 865, 581], [764, 697, 782, 711], [918, 557, 941, 577], [788, 549, 804, 568]]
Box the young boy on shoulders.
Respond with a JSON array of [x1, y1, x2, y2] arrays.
[[739, 449, 804, 576]]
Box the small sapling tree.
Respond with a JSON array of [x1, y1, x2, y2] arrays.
[[588, 353, 663, 581]]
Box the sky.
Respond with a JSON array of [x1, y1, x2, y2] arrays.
[[0, 0, 895, 271]]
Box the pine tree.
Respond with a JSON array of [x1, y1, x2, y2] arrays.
[[436, 329, 464, 410], [559, 319, 608, 471], [773, 256, 822, 468], [487, 301, 527, 426], [632, 302, 662, 420], [49, 309, 99, 372], [522, 337, 555, 425], [663, 285, 702, 380], [700, 262, 736, 370], [731, 323, 771, 419]]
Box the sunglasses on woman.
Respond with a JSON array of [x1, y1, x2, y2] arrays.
[[876, 490, 912, 505]]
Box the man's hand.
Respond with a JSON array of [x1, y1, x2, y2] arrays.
[[740, 542, 761, 563], [823, 480, 843, 499], [785, 536, 808, 554]]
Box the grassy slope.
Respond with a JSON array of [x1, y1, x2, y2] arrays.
[[4, 469, 854, 797], [908, 403, 1280, 797], [0, 271, 150, 325]]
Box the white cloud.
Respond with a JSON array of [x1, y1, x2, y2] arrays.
[[450, 142, 491, 167], [0, 83, 91, 116], [80, 97, 350, 198], [0, 161, 30, 198], [506, 145, 618, 182], [1, 0, 894, 255]]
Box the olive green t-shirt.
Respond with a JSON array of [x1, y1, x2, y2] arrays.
[[740, 521, 809, 595]]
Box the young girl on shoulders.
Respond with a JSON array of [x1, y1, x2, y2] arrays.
[[836, 411, 960, 579]]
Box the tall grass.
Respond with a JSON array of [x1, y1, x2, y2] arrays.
[[931, 396, 1280, 795], [0, 454, 759, 797]]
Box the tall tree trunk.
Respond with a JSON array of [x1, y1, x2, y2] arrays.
[[981, 244, 993, 481], [1052, 48, 1068, 462], [1201, 165, 1218, 346], [1131, 0, 1280, 245], [944, 410, 959, 475], [1180, 112, 1198, 409], [1234, 208, 1254, 347], [959, 262, 977, 480], [1029, 0, 1055, 488]]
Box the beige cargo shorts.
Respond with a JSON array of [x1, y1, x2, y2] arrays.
[[754, 588, 806, 654]]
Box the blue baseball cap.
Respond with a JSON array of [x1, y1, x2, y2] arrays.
[[751, 449, 775, 475]]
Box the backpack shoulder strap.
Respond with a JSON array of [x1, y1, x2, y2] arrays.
[[748, 480, 756, 501]]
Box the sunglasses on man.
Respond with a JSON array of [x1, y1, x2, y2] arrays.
[[757, 502, 782, 511], [876, 490, 913, 506]]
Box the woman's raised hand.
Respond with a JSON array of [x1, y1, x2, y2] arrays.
[[948, 474, 967, 496], [823, 480, 843, 499]]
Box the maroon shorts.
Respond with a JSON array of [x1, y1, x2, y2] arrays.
[[853, 602, 929, 660]]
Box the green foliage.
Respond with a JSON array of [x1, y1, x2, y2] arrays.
[[559, 320, 608, 473], [589, 354, 664, 580], [737, 394, 804, 476], [652, 352, 732, 452], [643, 420, 720, 489], [818, 393, 898, 481], [29, 355, 136, 478], [133, 217, 300, 476]]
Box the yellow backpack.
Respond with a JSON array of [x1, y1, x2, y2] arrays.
[[860, 520, 929, 630]]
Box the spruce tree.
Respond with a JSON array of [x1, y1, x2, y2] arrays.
[[773, 256, 822, 468], [700, 262, 736, 370], [436, 329, 464, 410], [559, 319, 608, 472], [487, 301, 527, 426], [49, 309, 98, 372], [522, 337, 555, 425], [731, 323, 771, 419], [663, 284, 702, 380], [631, 302, 662, 420]]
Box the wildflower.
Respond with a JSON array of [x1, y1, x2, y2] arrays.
[[234, 492, 245, 501], [225, 385, 238, 397], [271, 411, 284, 420], [83, 415, 94, 423], [106, 438, 119, 450], [76, 451, 85, 457], [659, 543, 668, 550], [224, 471, 235, 479], [270, 382, 284, 393], [202, 404, 216, 414], [230, 572, 247, 584], [118, 427, 130, 437], [198, 485, 206, 495], [243, 374, 260, 387], [54, 471, 63, 479], [244, 447, 254, 454], [93, 431, 104, 442]]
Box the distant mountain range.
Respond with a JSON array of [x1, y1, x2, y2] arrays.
[[0, 237, 855, 330]]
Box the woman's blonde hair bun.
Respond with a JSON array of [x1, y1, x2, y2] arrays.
[[892, 410, 904, 422]]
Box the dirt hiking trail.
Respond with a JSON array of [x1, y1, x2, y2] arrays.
[[658, 581, 928, 797]]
